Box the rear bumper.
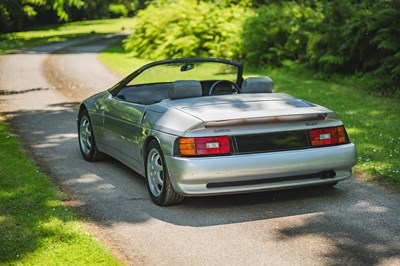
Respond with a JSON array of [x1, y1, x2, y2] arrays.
[[164, 143, 357, 196]]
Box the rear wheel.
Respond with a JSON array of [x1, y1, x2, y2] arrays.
[[146, 140, 184, 206], [78, 109, 106, 161]]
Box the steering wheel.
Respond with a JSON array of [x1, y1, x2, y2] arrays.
[[209, 80, 240, 96]]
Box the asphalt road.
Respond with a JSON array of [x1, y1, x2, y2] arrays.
[[1, 36, 399, 266]]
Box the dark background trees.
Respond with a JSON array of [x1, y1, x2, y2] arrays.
[[0, 0, 148, 33]]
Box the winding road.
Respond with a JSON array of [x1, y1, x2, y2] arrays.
[[1, 36, 399, 265]]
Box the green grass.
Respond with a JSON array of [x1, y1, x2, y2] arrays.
[[0, 18, 136, 53], [99, 44, 148, 75], [100, 44, 400, 184], [0, 120, 122, 265]]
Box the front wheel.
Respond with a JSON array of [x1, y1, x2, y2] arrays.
[[78, 108, 106, 161], [146, 140, 184, 206]]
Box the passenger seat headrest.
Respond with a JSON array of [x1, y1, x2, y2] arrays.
[[169, 80, 202, 99], [241, 76, 274, 93]]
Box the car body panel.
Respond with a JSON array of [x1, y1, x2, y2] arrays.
[[79, 58, 357, 199], [164, 143, 356, 196]]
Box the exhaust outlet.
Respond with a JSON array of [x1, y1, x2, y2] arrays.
[[320, 170, 336, 179]]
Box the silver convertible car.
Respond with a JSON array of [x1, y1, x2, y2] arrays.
[[77, 58, 357, 206]]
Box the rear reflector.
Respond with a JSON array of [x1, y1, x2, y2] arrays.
[[310, 126, 346, 147], [179, 136, 231, 156]]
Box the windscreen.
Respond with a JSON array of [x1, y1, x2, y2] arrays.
[[127, 61, 239, 86]]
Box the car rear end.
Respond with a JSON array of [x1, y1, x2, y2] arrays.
[[161, 93, 357, 196]]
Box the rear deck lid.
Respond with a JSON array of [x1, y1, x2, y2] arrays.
[[162, 93, 333, 123]]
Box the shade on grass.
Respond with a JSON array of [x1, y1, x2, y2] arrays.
[[0, 121, 122, 265]]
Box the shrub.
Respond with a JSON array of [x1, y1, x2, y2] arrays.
[[123, 0, 251, 60], [241, 1, 323, 66], [108, 4, 128, 18], [307, 0, 400, 94]]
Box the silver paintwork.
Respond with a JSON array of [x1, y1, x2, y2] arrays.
[[79, 60, 357, 198], [165, 144, 356, 196]]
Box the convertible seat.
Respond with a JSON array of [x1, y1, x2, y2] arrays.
[[169, 80, 203, 99], [241, 76, 274, 93]]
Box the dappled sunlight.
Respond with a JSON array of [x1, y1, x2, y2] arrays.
[[33, 133, 77, 150], [45, 133, 77, 141], [67, 174, 104, 185], [368, 110, 384, 117], [276, 210, 400, 265], [0, 216, 8, 223], [346, 127, 364, 135], [351, 201, 388, 213]]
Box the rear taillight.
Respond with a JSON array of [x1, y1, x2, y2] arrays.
[[179, 136, 231, 156], [309, 126, 346, 147]]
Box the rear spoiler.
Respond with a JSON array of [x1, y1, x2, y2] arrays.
[[205, 113, 333, 128], [189, 109, 339, 130]]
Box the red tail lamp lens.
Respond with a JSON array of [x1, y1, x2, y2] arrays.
[[179, 136, 231, 156], [310, 126, 346, 147]]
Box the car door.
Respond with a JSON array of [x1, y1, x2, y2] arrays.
[[101, 94, 146, 171]]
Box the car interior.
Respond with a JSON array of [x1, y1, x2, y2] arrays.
[[115, 76, 274, 105]]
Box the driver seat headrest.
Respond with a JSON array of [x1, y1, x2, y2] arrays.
[[169, 80, 203, 99]]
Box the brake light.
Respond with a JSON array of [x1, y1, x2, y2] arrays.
[[310, 126, 346, 147], [179, 136, 231, 156]]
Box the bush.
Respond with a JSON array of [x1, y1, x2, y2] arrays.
[[307, 0, 400, 94], [241, 1, 323, 66], [108, 4, 128, 18], [123, 0, 251, 60], [241, 0, 399, 94]]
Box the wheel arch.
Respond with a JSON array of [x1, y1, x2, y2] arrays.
[[78, 103, 87, 112], [142, 136, 159, 170], [77, 103, 87, 126]]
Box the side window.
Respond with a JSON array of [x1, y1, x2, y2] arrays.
[[115, 84, 171, 105]]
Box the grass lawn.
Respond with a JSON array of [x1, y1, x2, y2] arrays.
[[0, 120, 122, 265], [0, 19, 131, 265], [0, 18, 136, 53], [100, 44, 400, 184]]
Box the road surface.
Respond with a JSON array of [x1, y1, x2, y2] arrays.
[[1, 36, 399, 265]]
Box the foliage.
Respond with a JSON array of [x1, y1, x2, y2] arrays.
[[344, 1, 396, 92], [0, 121, 122, 265], [0, 0, 82, 32], [0, 0, 146, 33], [317, 0, 400, 94], [123, 0, 251, 60], [242, 1, 323, 66], [241, 0, 399, 94], [108, 4, 128, 18]]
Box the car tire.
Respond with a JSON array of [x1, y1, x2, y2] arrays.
[[78, 108, 106, 162], [146, 140, 184, 206]]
